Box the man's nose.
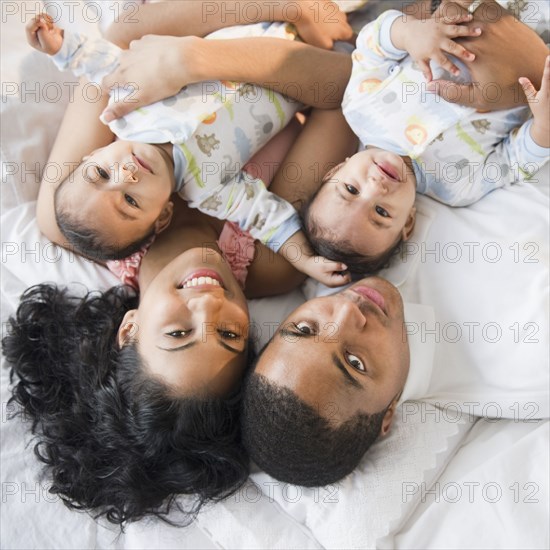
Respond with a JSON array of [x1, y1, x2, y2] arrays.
[[328, 299, 367, 331]]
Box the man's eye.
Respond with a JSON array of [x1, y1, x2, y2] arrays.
[[346, 352, 365, 372], [219, 330, 239, 340], [376, 205, 390, 218], [166, 330, 190, 338], [293, 321, 317, 335], [96, 166, 110, 179], [345, 184, 359, 196], [125, 194, 138, 208]]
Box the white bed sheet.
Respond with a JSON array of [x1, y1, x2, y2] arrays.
[[1, 2, 548, 549]]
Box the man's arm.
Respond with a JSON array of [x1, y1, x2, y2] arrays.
[[101, 35, 352, 120], [104, 0, 352, 49], [270, 108, 359, 210]]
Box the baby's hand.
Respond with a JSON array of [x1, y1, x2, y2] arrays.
[[520, 55, 550, 149], [26, 14, 64, 55], [279, 230, 351, 287], [394, 7, 481, 81], [293, 0, 353, 50], [298, 255, 352, 287]]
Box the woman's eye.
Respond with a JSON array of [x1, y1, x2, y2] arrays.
[[293, 321, 317, 335], [346, 352, 365, 372], [166, 330, 190, 338], [219, 330, 239, 340], [345, 184, 359, 196], [375, 205, 390, 218], [125, 194, 138, 208], [96, 166, 110, 179]]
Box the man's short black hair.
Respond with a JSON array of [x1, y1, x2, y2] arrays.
[[241, 373, 388, 487]]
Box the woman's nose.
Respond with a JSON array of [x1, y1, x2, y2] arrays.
[[186, 292, 224, 316]]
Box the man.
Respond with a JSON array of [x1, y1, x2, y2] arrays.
[[241, 276, 411, 486]]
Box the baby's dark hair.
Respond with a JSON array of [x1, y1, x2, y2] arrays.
[[302, 188, 402, 276], [241, 373, 387, 487], [2, 284, 249, 526], [54, 181, 155, 261]]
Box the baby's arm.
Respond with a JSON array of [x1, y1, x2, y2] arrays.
[[104, 0, 352, 50], [26, 13, 121, 85], [388, 6, 480, 81], [520, 56, 550, 150]]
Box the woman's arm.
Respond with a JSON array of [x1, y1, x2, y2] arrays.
[[104, 0, 352, 49], [36, 78, 113, 244]]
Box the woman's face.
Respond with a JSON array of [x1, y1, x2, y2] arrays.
[[118, 248, 250, 396]]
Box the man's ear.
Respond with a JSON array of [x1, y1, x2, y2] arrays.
[[117, 310, 138, 349], [379, 394, 401, 437], [401, 206, 416, 242], [154, 201, 174, 235]]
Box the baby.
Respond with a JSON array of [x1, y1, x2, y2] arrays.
[[303, 1, 549, 274], [26, 14, 350, 287]]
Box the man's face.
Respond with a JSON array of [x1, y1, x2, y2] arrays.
[[255, 277, 410, 426]]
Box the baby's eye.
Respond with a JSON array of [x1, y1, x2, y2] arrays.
[[125, 194, 138, 208], [293, 321, 318, 335], [375, 205, 390, 218], [95, 166, 110, 180], [165, 330, 190, 338], [345, 184, 359, 196], [345, 352, 365, 372], [219, 330, 239, 340]]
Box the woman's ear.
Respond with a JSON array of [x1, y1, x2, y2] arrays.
[[401, 206, 417, 241], [154, 201, 174, 235], [117, 310, 138, 349]]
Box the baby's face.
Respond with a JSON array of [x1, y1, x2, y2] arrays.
[[57, 140, 175, 250], [308, 148, 417, 258]]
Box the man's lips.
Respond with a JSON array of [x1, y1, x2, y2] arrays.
[[350, 285, 387, 315]]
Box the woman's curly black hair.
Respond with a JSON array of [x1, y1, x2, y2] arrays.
[[2, 284, 250, 526]]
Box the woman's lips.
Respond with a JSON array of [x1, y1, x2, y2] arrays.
[[350, 285, 387, 315], [180, 269, 225, 290]]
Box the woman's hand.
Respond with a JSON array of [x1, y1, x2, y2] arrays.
[[26, 13, 64, 55], [293, 0, 354, 49], [101, 35, 200, 122]]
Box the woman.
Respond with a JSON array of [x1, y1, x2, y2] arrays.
[[3, 195, 306, 526], [2, 0, 353, 523]]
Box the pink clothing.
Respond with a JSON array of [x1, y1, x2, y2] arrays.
[[106, 222, 255, 290]]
